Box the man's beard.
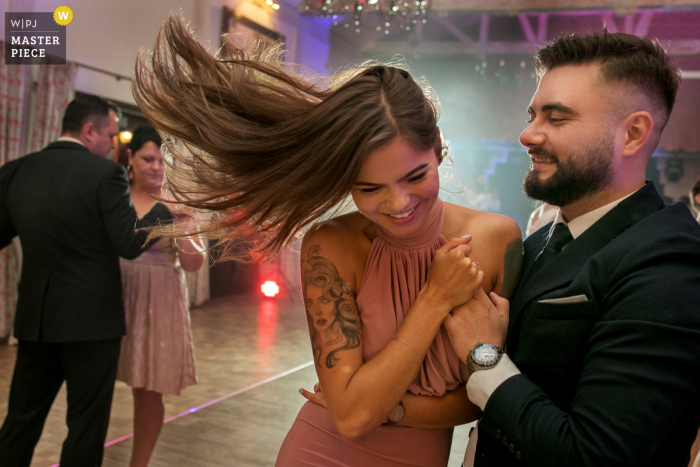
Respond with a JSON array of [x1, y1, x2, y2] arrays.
[[523, 135, 614, 207]]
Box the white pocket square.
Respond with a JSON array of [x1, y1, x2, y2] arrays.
[[537, 294, 588, 304]]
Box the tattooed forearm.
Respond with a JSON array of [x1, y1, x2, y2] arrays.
[[302, 244, 362, 369], [500, 238, 523, 298]]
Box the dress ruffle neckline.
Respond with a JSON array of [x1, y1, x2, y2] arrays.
[[374, 198, 445, 250], [356, 197, 467, 397]]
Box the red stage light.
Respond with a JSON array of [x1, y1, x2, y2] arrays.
[[261, 280, 280, 297]]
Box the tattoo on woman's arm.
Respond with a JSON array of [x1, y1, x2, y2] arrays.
[[302, 245, 362, 369], [501, 239, 523, 298]]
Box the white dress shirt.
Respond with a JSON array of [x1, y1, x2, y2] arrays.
[[463, 190, 638, 466], [56, 136, 86, 147]]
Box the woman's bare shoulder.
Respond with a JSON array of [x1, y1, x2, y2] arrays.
[[303, 212, 371, 248], [444, 203, 521, 242], [301, 211, 372, 288], [444, 203, 523, 296]]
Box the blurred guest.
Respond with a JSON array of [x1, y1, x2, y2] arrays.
[[466, 174, 502, 212], [525, 202, 557, 237], [689, 179, 700, 222], [0, 96, 171, 467], [116, 126, 204, 467]]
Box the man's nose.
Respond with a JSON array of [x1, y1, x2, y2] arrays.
[[519, 122, 546, 149]]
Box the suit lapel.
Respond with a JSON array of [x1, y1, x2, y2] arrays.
[[508, 183, 665, 342]]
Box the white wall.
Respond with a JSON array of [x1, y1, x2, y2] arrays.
[[220, 0, 331, 74], [2, 0, 331, 104]]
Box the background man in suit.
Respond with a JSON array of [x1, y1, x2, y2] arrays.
[[444, 32, 700, 466], [0, 95, 172, 467]]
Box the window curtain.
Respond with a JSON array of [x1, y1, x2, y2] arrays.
[[27, 61, 78, 153], [0, 47, 26, 339], [186, 253, 210, 307], [0, 49, 77, 338], [185, 240, 211, 307]]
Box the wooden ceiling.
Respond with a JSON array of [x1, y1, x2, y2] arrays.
[[427, 0, 700, 14]]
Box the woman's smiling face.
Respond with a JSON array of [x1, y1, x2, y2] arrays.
[[305, 284, 336, 333], [351, 137, 440, 237], [129, 141, 164, 192]]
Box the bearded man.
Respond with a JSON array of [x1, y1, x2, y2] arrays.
[[445, 32, 700, 467]]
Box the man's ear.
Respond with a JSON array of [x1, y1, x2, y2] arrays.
[[695, 193, 700, 207], [621, 111, 654, 157], [81, 121, 97, 143]]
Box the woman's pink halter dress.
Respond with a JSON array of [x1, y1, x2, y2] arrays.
[[276, 199, 468, 467]]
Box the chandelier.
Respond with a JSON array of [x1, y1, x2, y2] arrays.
[[301, 0, 431, 35]]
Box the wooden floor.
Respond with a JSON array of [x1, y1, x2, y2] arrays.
[[0, 293, 474, 467]]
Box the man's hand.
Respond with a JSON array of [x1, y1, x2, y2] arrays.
[[443, 288, 510, 363]]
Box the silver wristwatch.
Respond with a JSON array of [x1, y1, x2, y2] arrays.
[[467, 343, 505, 373]]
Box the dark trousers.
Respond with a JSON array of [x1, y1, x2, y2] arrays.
[[0, 338, 121, 467]]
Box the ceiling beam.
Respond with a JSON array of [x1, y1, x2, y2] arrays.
[[601, 11, 620, 32], [479, 14, 490, 42], [427, 0, 700, 13], [634, 10, 654, 35], [362, 39, 700, 55], [518, 13, 549, 43], [413, 19, 424, 42], [601, 9, 655, 35], [364, 40, 541, 55], [537, 13, 549, 42], [518, 14, 537, 42], [432, 16, 473, 43]]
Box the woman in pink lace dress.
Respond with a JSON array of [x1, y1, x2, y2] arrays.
[[133, 16, 522, 466], [117, 126, 206, 467]]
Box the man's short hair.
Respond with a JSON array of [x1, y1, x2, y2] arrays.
[[535, 32, 682, 126], [61, 95, 121, 135], [128, 126, 163, 153]]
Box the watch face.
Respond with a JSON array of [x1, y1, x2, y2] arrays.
[[473, 344, 499, 365]]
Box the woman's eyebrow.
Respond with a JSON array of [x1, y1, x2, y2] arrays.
[[354, 164, 429, 186], [399, 164, 429, 181]]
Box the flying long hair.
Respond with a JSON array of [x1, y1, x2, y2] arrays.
[[133, 13, 445, 260]]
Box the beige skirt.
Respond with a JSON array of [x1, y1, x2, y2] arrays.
[[116, 258, 197, 396]]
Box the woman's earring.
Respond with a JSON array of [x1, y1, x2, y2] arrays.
[[126, 165, 133, 181]]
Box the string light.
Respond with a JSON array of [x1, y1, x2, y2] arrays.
[[472, 58, 537, 82], [300, 0, 430, 34]]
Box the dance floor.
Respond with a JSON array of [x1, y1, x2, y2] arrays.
[[0, 293, 473, 467]]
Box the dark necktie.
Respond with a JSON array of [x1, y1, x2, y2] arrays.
[[529, 223, 574, 277]]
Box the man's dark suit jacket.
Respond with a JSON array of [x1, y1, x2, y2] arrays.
[[0, 141, 171, 342], [474, 182, 700, 467]]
